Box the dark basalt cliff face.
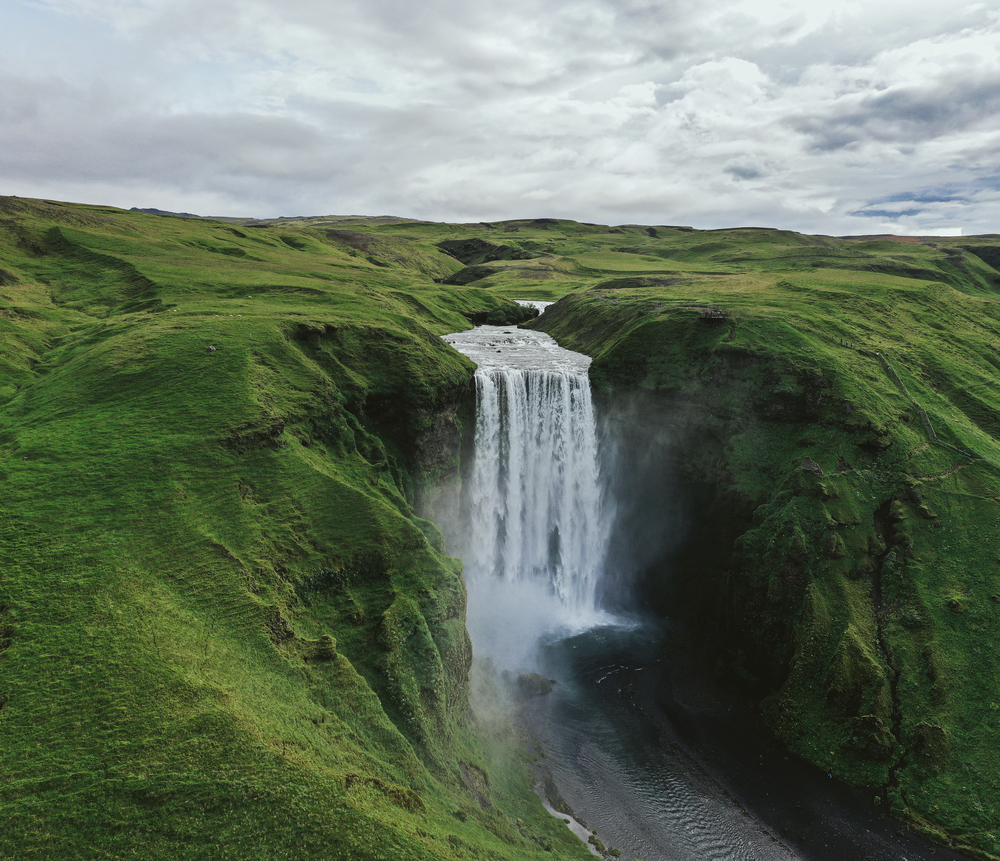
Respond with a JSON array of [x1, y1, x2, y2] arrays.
[[536, 291, 1000, 859], [596, 357, 904, 763]]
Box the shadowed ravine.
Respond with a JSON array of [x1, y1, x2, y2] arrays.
[[445, 320, 974, 861]]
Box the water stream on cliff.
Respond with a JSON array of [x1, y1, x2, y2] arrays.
[[443, 318, 970, 861]]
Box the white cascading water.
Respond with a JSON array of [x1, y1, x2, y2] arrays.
[[443, 320, 610, 668]]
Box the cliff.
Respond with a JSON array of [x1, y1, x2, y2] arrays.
[[5, 198, 1000, 859], [534, 264, 1000, 858]]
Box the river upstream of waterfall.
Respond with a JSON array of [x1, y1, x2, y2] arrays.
[[442, 319, 972, 861]]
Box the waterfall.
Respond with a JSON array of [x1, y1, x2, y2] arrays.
[[469, 368, 605, 610], [443, 324, 610, 668]]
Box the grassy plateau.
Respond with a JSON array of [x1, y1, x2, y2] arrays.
[[2, 199, 1000, 858]]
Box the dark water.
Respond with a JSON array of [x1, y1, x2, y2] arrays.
[[519, 623, 972, 861]]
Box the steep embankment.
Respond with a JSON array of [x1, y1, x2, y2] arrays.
[[535, 270, 1000, 858], [0, 197, 582, 860]]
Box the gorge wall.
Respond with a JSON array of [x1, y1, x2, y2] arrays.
[[535, 291, 1000, 859]]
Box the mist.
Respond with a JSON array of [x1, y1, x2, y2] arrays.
[[597, 390, 693, 618]]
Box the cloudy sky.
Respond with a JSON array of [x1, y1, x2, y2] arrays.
[[3, 0, 999, 234]]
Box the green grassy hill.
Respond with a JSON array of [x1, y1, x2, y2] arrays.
[[3, 197, 1000, 859], [0, 198, 579, 860]]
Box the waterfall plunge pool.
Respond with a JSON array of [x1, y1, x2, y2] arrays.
[[523, 623, 971, 861]]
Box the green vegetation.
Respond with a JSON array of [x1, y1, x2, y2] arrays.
[[3, 198, 1000, 858], [519, 228, 1000, 859], [0, 198, 581, 860]]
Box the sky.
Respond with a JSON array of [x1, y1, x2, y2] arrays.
[[2, 0, 999, 235]]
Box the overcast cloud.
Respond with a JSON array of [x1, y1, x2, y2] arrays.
[[2, 0, 999, 234]]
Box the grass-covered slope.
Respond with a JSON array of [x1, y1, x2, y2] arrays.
[[528, 236, 1000, 859], [0, 197, 584, 860], [5, 196, 1000, 859]]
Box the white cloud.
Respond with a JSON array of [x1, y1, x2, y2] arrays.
[[2, 0, 999, 234]]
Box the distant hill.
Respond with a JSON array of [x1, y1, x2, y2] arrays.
[[130, 206, 205, 218]]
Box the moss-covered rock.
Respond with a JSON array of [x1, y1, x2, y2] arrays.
[[535, 274, 1000, 855]]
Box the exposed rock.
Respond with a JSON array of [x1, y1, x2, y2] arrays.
[[459, 762, 492, 809], [266, 608, 294, 644], [516, 672, 554, 697], [800, 456, 823, 474], [485, 304, 538, 326], [436, 237, 536, 266], [442, 265, 497, 285]]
